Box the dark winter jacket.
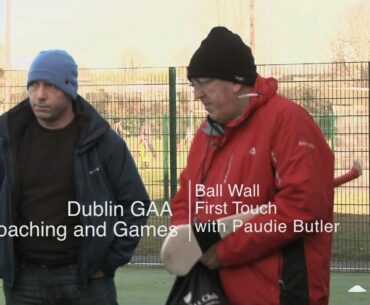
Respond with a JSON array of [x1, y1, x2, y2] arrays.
[[0, 96, 150, 287]]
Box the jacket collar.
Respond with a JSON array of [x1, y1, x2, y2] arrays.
[[226, 75, 278, 128], [73, 95, 110, 151], [203, 116, 224, 136], [0, 96, 110, 151]]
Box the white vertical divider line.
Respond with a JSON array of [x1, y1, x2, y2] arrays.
[[188, 180, 192, 242]]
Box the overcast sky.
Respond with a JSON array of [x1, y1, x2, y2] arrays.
[[0, 0, 368, 68]]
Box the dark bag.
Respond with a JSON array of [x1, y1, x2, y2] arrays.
[[165, 263, 230, 305]]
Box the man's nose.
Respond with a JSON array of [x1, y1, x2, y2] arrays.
[[34, 85, 48, 99]]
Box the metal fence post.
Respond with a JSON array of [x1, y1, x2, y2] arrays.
[[169, 67, 177, 198], [162, 113, 169, 202]]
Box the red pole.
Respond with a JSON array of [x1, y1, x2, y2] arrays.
[[249, 0, 255, 52]]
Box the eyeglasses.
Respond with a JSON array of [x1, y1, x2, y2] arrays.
[[189, 78, 215, 91]]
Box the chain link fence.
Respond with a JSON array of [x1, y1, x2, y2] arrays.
[[0, 62, 369, 271]]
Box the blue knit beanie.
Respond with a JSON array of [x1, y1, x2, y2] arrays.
[[27, 49, 78, 99]]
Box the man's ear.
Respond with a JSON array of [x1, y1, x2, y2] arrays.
[[232, 83, 243, 93]]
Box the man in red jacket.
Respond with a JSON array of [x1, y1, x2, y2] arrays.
[[171, 27, 334, 305]]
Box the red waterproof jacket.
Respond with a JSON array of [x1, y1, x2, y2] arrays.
[[171, 76, 334, 305]]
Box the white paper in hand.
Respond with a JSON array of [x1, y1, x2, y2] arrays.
[[161, 205, 267, 275]]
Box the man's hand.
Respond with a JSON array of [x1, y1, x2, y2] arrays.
[[199, 245, 220, 270]]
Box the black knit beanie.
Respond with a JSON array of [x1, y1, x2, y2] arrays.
[[187, 26, 257, 86]]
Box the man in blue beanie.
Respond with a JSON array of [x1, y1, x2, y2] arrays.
[[0, 49, 150, 305]]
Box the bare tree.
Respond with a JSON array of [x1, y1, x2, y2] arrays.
[[194, 0, 249, 41], [330, 1, 370, 62], [120, 47, 149, 68]]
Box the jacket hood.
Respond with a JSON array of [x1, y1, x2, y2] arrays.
[[0, 96, 110, 151], [227, 75, 278, 128], [74, 96, 110, 151]]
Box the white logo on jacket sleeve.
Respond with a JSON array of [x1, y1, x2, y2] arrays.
[[89, 167, 100, 175], [298, 140, 315, 149], [249, 147, 256, 155]]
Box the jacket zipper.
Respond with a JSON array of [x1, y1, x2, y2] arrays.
[[4, 138, 17, 284], [194, 137, 221, 223], [73, 150, 89, 286]]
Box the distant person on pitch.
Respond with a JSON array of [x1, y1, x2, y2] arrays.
[[171, 27, 334, 305], [0, 49, 150, 305]]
